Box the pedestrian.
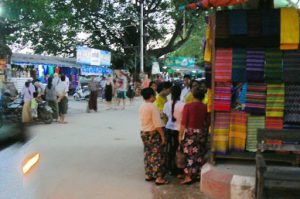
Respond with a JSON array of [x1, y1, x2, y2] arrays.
[[104, 75, 114, 110], [99, 76, 106, 101], [179, 87, 210, 184], [34, 79, 45, 100], [154, 82, 172, 121], [126, 77, 135, 104], [44, 77, 59, 121], [149, 81, 157, 93], [52, 73, 60, 87], [139, 87, 169, 185], [87, 76, 98, 113], [55, 75, 68, 124], [116, 70, 127, 110], [31, 92, 38, 120], [180, 75, 191, 102], [142, 74, 150, 88], [163, 85, 185, 177], [21, 81, 35, 123], [184, 80, 200, 104]]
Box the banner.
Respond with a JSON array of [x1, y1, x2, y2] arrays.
[[77, 46, 111, 67], [151, 62, 160, 74], [164, 57, 195, 68], [80, 66, 112, 76]]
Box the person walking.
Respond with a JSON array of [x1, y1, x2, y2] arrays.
[[87, 76, 98, 113], [149, 81, 157, 93], [104, 75, 114, 110], [44, 77, 58, 121], [21, 81, 35, 123], [163, 85, 185, 176], [116, 70, 127, 110], [56, 75, 68, 124], [180, 75, 191, 102], [126, 77, 135, 104], [139, 87, 169, 185], [179, 88, 210, 184]]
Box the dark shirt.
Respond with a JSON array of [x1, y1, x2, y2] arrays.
[[181, 101, 210, 129]]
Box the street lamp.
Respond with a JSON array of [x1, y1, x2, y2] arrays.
[[140, 1, 144, 73]]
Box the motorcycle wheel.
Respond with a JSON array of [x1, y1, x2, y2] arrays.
[[43, 113, 53, 124]]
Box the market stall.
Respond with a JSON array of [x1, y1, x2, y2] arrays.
[[204, 6, 300, 164]]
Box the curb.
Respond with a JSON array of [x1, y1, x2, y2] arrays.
[[200, 163, 255, 199]]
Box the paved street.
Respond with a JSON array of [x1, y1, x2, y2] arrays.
[[1, 97, 208, 199]]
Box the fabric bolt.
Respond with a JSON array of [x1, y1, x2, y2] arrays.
[[245, 83, 266, 115], [261, 9, 280, 36], [280, 8, 299, 50], [214, 112, 230, 154], [216, 11, 229, 39], [247, 10, 261, 37], [204, 19, 213, 62], [229, 111, 247, 152], [246, 115, 265, 152], [246, 49, 265, 82], [266, 84, 284, 117], [232, 48, 246, 82], [283, 51, 300, 83], [284, 84, 300, 124], [207, 89, 212, 113], [266, 117, 283, 129], [265, 49, 283, 83], [215, 48, 232, 82], [229, 10, 247, 35], [214, 82, 231, 112]]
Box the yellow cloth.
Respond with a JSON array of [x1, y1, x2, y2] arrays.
[[204, 20, 212, 62], [207, 89, 212, 112], [280, 8, 299, 50], [154, 94, 167, 113], [184, 91, 208, 104]]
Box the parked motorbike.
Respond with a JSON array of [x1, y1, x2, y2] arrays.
[[73, 85, 90, 101], [35, 101, 53, 124], [3, 93, 23, 122]]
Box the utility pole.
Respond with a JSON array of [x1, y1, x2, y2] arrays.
[[140, 1, 144, 73]]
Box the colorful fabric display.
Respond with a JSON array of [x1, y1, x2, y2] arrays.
[[204, 19, 213, 62], [229, 111, 247, 152], [247, 10, 261, 37], [246, 116, 265, 152], [229, 10, 247, 35], [266, 117, 283, 129], [245, 83, 266, 115], [214, 112, 230, 154], [280, 8, 299, 50], [215, 48, 232, 82], [266, 84, 284, 117], [283, 51, 300, 83], [284, 84, 300, 124], [246, 49, 265, 82], [261, 9, 280, 36], [232, 48, 246, 82], [265, 50, 283, 83], [216, 11, 229, 39], [214, 82, 231, 111]]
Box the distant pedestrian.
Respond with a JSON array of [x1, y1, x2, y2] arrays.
[[45, 77, 59, 121], [149, 81, 157, 93], [142, 74, 150, 88], [139, 87, 169, 185], [100, 76, 106, 101], [21, 81, 35, 123], [116, 70, 127, 110], [87, 76, 98, 113], [56, 75, 68, 124], [126, 77, 135, 104], [180, 75, 191, 102], [104, 75, 114, 110]]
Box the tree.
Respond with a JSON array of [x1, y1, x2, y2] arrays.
[[3, 0, 200, 72]]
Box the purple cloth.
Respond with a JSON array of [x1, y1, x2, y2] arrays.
[[22, 83, 35, 102]]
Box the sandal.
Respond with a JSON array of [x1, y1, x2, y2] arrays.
[[180, 179, 195, 185], [145, 176, 154, 181], [155, 179, 169, 186]]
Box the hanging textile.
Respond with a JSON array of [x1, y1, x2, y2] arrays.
[[266, 117, 283, 129], [265, 49, 283, 83], [266, 84, 284, 117], [214, 112, 230, 154], [215, 48, 232, 82], [232, 48, 246, 82], [262, 9, 280, 36], [204, 18, 213, 62], [246, 115, 265, 152], [216, 11, 229, 39], [247, 10, 261, 37], [214, 82, 231, 111], [284, 84, 300, 124], [280, 8, 299, 50], [283, 51, 300, 83], [229, 111, 247, 152], [205, 63, 212, 88], [229, 10, 247, 35], [246, 49, 265, 82], [245, 83, 266, 115]]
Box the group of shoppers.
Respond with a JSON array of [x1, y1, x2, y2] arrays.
[[139, 75, 210, 185], [21, 74, 69, 124]]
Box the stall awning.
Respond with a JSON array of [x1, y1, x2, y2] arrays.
[[11, 53, 80, 68]]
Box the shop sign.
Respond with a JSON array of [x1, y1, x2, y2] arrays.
[[76, 46, 111, 67], [164, 57, 195, 68], [81, 66, 112, 76]]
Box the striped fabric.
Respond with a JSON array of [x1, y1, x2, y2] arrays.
[[214, 82, 231, 111], [214, 112, 230, 154], [246, 116, 265, 152], [232, 48, 246, 82], [229, 10, 247, 35], [283, 51, 300, 83], [245, 83, 266, 115], [246, 49, 265, 82], [266, 117, 283, 129], [266, 84, 284, 117], [229, 111, 247, 152], [265, 49, 283, 83], [284, 84, 300, 124], [215, 48, 232, 82]]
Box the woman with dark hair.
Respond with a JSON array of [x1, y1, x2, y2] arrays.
[[163, 85, 185, 176], [45, 77, 58, 121], [179, 87, 210, 184], [21, 80, 35, 123], [149, 81, 157, 93]]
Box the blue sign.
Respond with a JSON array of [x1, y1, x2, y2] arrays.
[[80, 66, 112, 76]]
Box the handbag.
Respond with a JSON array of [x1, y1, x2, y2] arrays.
[[176, 146, 186, 169]]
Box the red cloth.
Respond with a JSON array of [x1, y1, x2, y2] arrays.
[[202, 0, 248, 8], [181, 102, 210, 129], [215, 48, 232, 82], [266, 117, 283, 129]]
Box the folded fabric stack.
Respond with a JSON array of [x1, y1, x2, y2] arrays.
[[229, 10, 247, 35], [245, 83, 266, 115], [265, 50, 283, 83], [215, 48, 232, 82], [266, 117, 283, 129], [284, 84, 300, 124], [266, 84, 284, 117], [261, 9, 280, 36], [280, 8, 299, 50], [246, 49, 265, 82], [283, 51, 300, 83], [232, 48, 246, 82], [214, 83, 231, 111], [246, 116, 265, 152], [216, 11, 229, 39], [247, 10, 261, 37], [214, 112, 230, 154], [229, 111, 247, 152]]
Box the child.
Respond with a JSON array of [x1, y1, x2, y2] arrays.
[[31, 92, 39, 119]]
